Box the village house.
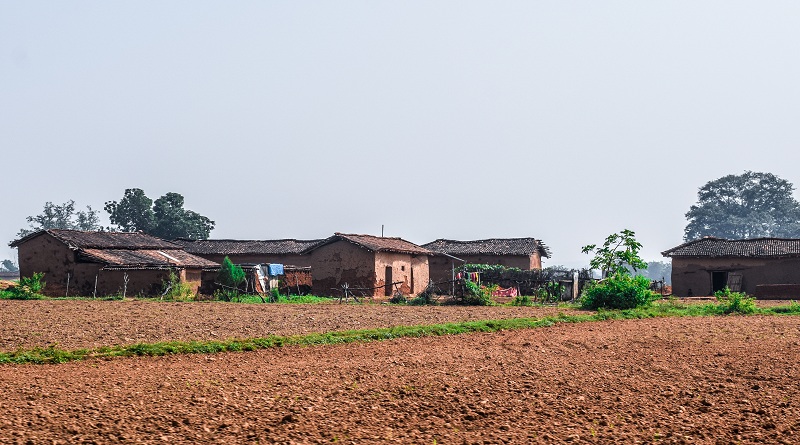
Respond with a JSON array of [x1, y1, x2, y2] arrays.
[[662, 237, 800, 298], [174, 238, 320, 295], [10, 229, 219, 297], [302, 233, 432, 298], [422, 237, 551, 284]]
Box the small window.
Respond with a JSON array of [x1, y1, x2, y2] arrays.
[[401, 266, 405, 271]]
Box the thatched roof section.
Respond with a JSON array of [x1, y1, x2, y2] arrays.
[[422, 238, 551, 258], [662, 237, 800, 258], [174, 238, 322, 256], [304, 233, 433, 255]]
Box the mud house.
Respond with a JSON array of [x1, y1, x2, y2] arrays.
[[662, 237, 800, 298], [302, 233, 432, 298], [10, 229, 219, 297], [422, 238, 551, 284]]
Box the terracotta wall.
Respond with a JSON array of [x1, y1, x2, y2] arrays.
[[671, 257, 800, 297], [307, 241, 377, 296], [373, 252, 429, 296], [428, 253, 540, 284], [16, 233, 78, 296]]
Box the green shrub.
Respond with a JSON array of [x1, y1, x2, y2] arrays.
[[511, 294, 533, 306], [216, 256, 246, 302], [4, 273, 46, 300], [161, 270, 194, 301], [463, 280, 493, 306], [580, 273, 654, 310], [714, 287, 757, 315]]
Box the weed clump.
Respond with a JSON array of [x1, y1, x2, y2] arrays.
[[713, 287, 757, 315], [2, 273, 46, 300], [580, 273, 655, 310]]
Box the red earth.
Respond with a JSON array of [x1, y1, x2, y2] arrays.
[[1, 301, 799, 444]]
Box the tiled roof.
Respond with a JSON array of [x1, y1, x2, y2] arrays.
[[80, 249, 219, 269], [305, 233, 433, 255], [10, 229, 179, 250], [10, 229, 219, 269], [422, 238, 551, 258], [174, 239, 322, 255], [662, 237, 800, 258]]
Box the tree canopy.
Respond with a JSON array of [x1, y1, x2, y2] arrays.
[[105, 188, 215, 240], [581, 229, 647, 278], [684, 171, 800, 241], [17, 200, 101, 238], [1, 260, 18, 272]]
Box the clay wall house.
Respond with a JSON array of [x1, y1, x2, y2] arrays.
[[10, 229, 219, 297], [422, 238, 551, 284], [303, 233, 432, 298], [662, 237, 800, 298]]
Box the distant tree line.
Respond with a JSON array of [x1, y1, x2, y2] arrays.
[[16, 188, 215, 241]]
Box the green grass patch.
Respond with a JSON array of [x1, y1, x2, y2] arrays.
[[3, 300, 800, 365]]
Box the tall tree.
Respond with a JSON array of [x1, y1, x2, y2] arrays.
[[104, 188, 154, 233], [684, 171, 800, 241], [105, 189, 215, 239], [17, 200, 101, 238]]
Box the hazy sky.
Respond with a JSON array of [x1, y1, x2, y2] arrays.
[[3, 1, 800, 268]]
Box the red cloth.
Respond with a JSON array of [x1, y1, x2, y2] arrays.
[[491, 287, 518, 297]]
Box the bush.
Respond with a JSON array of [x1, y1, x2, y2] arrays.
[[580, 273, 654, 310], [161, 270, 194, 301], [216, 256, 246, 302], [4, 273, 46, 300], [463, 280, 493, 306], [511, 294, 533, 306], [714, 287, 757, 315]]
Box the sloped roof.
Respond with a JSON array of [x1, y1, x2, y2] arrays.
[[174, 238, 322, 255], [422, 238, 551, 258], [10, 229, 179, 250], [80, 249, 219, 269], [10, 229, 218, 269], [304, 233, 433, 255], [662, 237, 800, 258]]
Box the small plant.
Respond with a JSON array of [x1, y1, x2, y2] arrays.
[[580, 273, 655, 310], [161, 270, 194, 301], [5, 272, 46, 300], [216, 257, 246, 302], [463, 280, 493, 306], [714, 287, 757, 315], [511, 294, 533, 306], [389, 292, 408, 304]]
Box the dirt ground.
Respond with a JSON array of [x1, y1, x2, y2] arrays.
[[1, 304, 799, 444], [0, 300, 586, 352]]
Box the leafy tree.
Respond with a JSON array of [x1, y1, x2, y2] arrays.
[[17, 200, 101, 238], [105, 189, 215, 239], [1, 260, 18, 272], [582, 229, 647, 278], [684, 171, 800, 241], [104, 188, 154, 233]]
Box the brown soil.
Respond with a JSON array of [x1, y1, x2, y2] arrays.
[[1, 305, 799, 444], [0, 300, 584, 352]]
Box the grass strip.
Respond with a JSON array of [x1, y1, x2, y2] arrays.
[[2, 301, 800, 365]]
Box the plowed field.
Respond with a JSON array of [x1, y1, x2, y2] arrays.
[[1, 301, 799, 444]]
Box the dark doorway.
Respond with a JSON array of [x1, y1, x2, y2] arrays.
[[385, 266, 393, 297], [711, 271, 728, 294]]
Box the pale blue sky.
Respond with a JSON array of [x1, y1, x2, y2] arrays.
[[3, 1, 800, 267]]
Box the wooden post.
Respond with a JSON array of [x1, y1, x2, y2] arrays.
[[65, 273, 70, 298], [93, 274, 98, 299], [123, 272, 129, 299], [572, 270, 579, 302]]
